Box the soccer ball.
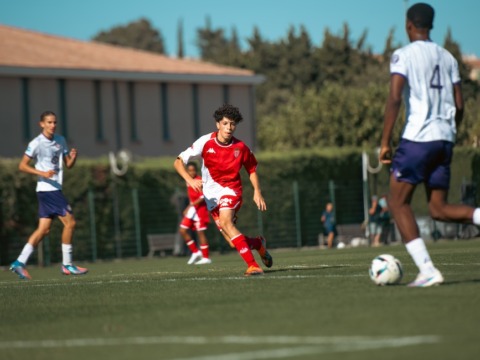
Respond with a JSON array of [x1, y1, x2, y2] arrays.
[[369, 254, 403, 286]]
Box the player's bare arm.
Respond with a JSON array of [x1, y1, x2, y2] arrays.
[[249, 172, 267, 211], [174, 157, 202, 192], [64, 148, 77, 169], [453, 83, 464, 128], [380, 74, 405, 164], [18, 155, 56, 178]]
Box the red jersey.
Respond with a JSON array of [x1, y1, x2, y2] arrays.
[[186, 175, 209, 220], [178, 132, 258, 211]]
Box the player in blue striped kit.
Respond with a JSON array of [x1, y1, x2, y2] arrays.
[[10, 111, 88, 279], [380, 3, 480, 287]]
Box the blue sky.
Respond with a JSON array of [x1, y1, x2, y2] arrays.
[[1, 0, 479, 57]]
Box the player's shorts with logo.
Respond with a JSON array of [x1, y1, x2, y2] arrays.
[[391, 139, 453, 189], [37, 190, 73, 218], [180, 206, 209, 231], [210, 194, 243, 230]]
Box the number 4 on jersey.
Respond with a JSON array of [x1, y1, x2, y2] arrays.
[[430, 65, 443, 90]]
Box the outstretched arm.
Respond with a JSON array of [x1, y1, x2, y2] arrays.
[[380, 74, 405, 164], [249, 172, 267, 211]]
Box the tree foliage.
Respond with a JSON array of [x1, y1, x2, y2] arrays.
[[195, 20, 480, 150], [92, 18, 165, 54]]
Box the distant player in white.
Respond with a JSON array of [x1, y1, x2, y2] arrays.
[[10, 111, 88, 279], [380, 3, 480, 287]]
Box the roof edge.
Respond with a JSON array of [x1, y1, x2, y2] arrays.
[[0, 66, 265, 85]]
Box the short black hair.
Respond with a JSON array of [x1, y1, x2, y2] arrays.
[[186, 161, 198, 170], [213, 104, 243, 123], [407, 3, 434, 30], [40, 110, 56, 121]]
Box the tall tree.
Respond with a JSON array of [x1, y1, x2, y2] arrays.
[[196, 16, 229, 63], [93, 18, 165, 54], [177, 19, 184, 58], [382, 28, 397, 60]]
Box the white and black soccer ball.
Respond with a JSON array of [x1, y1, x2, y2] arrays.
[[369, 254, 403, 286]]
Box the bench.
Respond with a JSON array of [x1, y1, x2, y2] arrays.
[[147, 233, 176, 258], [318, 223, 366, 247]]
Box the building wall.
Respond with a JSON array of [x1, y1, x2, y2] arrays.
[[0, 76, 256, 158], [0, 77, 23, 155]]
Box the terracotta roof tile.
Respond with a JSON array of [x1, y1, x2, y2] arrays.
[[463, 56, 480, 69], [0, 24, 253, 76]]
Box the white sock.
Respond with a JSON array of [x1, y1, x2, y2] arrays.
[[17, 243, 35, 265], [62, 244, 73, 266], [405, 238, 436, 276], [473, 208, 480, 225]]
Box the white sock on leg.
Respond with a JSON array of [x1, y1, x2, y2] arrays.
[[62, 244, 73, 266], [405, 238, 436, 276], [17, 243, 34, 265], [473, 208, 480, 225]]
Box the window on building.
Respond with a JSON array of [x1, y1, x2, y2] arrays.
[[93, 80, 105, 142], [192, 84, 200, 138], [21, 78, 30, 142], [58, 79, 68, 139], [160, 83, 170, 141], [128, 81, 138, 142], [223, 84, 230, 104]]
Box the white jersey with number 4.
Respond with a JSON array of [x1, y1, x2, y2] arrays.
[[25, 133, 69, 192], [390, 40, 461, 142]]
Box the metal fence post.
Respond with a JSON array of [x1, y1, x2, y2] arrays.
[[112, 179, 122, 258], [88, 189, 97, 262], [257, 209, 264, 236], [293, 181, 302, 248], [328, 180, 336, 221], [132, 188, 142, 258]]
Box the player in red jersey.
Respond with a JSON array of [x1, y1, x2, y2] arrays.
[[179, 161, 212, 265], [174, 104, 272, 276]]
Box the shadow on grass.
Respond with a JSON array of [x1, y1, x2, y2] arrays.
[[264, 265, 349, 274], [442, 278, 480, 285]]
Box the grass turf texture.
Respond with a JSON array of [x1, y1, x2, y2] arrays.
[[0, 240, 479, 360]]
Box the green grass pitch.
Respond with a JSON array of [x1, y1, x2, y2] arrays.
[[1, 240, 479, 360]]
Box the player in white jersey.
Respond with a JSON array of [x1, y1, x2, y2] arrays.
[[380, 3, 480, 287], [10, 111, 88, 279], [174, 104, 272, 276]]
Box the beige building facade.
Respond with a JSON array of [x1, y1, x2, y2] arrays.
[[0, 25, 264, 157]]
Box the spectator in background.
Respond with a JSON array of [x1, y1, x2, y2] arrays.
[[369, 195, 390, 247], [321, 202, 337, 248]]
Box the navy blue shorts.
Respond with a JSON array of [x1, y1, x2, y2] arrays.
[[324, 223, 337, 235], [391, 139, 453, 189], [37, 191, 73, 218]]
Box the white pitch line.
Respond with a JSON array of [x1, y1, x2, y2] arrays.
[[0, 274, 371, 289], [0, 335, 439, 351], [171, 336, 440, 360]]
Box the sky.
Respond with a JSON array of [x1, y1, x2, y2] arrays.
[[1, 0, 479, 58]]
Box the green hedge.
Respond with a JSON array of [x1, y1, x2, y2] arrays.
[[1, 147, 479, 264]]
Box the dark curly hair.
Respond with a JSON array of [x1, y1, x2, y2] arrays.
[[213, 104, 243, 123]]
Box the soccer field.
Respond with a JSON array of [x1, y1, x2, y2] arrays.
[[1, 240, 479, 360]]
